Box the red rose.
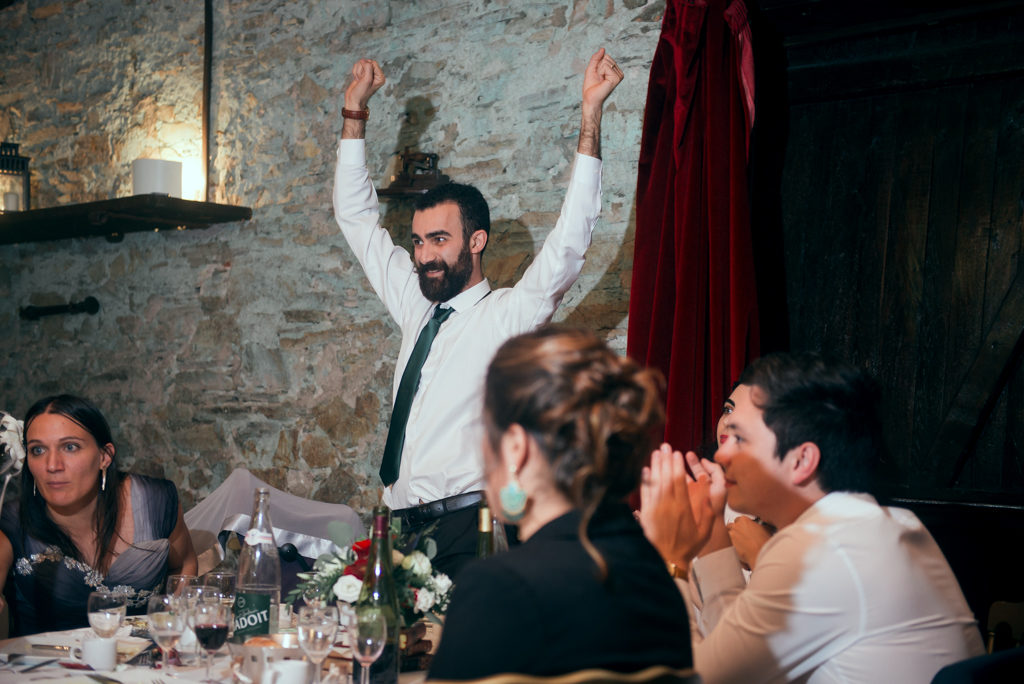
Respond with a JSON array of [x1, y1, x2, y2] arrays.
[[352, 539, 372, 558]]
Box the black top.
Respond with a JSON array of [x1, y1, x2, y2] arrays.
[[428, 503, 693, 680]]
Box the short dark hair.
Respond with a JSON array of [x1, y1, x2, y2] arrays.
[[738, 353, 884, 494], [415, 182, 490, 244]]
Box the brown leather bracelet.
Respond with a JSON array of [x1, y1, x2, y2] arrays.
[[342, 107, 369, 120]]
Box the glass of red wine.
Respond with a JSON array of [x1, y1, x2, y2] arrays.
[[189, 598, 230, 682]]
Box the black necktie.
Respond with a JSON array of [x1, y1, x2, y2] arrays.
[[379, 305, 455, 486]]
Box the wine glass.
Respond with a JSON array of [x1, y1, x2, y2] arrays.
[[87, 590, 127, 639], [297, 605, 339, 684], [351, 608, 387, 684], [302, 582, 325, 609], [336, 602, 356, 652], [202, 571, 236, 608], [146, 593, 186, 676], [189, 598, 230, 682], [165, 573, 198, 597]]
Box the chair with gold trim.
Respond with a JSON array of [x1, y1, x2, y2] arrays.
[[429, 665, 701, 684], [985, 600, 1024, 653]]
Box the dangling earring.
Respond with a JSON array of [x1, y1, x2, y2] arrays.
[[499, 466, 527, 522], [101, 468, 107, 492], [33, 480, 37, 496]]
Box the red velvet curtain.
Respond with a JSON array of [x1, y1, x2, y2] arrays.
[[628, 0, 759, 455]]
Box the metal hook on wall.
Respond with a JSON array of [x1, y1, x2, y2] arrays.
[[19, 296, 100, 321]]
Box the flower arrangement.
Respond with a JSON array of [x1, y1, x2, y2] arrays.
[[0, 410, 26, 511], [286, 524, 453, 627]]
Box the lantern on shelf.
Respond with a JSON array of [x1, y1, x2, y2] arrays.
[[377, 148, 450, 199], [0, 142, 31, 213]]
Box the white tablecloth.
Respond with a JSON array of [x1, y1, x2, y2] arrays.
[[0, 627, 232, 682]]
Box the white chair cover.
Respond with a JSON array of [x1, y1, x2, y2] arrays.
[[184, 468, 365, 573]]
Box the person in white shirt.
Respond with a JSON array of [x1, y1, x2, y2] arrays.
[[333, 49, 623, 578], [639, 353, 985, 684]]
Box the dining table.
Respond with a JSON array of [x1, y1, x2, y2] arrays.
[[0, 628, 429, 683], [0, 625, 232, 682]]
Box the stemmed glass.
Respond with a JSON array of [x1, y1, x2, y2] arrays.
[[351, 608, 387, 684], [146, 593, 186, 677], [189, 598, 230, 683], [336, 602, 356, 654], [302, 582, 325, 609], [297, 605, 339, 684], [87, 590, 127, 639], [202, 571, 236, 605], [166, 575, 199, 665], [165, 574, 198, 597], [202, 571, 236, 639]]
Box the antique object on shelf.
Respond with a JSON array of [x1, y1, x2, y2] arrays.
[[0, 142, 31, 212], [0, 194, 252, 245], [377, 148, 450, 199]]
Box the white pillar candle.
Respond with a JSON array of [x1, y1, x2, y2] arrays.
[[132, 159, 183, 198]]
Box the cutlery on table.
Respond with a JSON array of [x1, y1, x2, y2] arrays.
[[18, 658, 58, 672], [85, 673, 123, 684]]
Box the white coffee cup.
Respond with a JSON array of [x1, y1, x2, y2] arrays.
[[264, 659, 311, 684], [71, 636, 117, 671]]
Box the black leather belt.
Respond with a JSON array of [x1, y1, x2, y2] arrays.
[[393, 491, 484, 526]]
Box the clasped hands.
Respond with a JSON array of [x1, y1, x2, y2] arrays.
[[638, 444, 728, 576]]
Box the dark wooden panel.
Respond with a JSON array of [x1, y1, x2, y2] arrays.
[[774, 10, 1024, 499], [783, 7, 1024, 103], [912, 85, 970, 473], [876, 90, 934, 476], [924, 270, 1024, 487], [946, 82, 1008, 487], [984, 83, 1024, 336], [781, 102, 834, 349]]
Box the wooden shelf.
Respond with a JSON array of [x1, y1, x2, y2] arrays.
[[0, 194, 253, 245]]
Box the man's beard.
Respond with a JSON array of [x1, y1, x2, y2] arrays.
[[417, 245, 473, 302]]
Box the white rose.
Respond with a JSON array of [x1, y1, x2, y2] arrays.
[[414, 587, 436, 614], [401, 551, 431, 578], [429, 573, 452, 596], [0, 413, 25, 474], [319, 557, 342, 573], [333, 574, 363, 603]]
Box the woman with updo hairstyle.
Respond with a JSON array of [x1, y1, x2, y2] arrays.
[[0, 394, 196, 636], [428, 326, 693, 681]]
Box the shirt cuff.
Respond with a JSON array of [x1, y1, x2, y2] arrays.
[[337, 137, 367, 165], [571, 152, 602, 190], [691, 547, 746, 602]]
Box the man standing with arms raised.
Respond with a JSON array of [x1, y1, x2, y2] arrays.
[[333, 49, 623, 578]]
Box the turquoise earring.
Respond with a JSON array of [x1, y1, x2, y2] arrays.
[[499, 466, 527, 522]]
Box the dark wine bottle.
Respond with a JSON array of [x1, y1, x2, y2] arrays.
[[476, 503, 494, 558], [353, 506, 403, 684]]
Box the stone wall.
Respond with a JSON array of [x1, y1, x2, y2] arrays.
[[0, 0, 664, 518]]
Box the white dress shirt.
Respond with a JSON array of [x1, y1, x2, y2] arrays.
[[687, 492, 984, 684], [333, 139, 602, 509]]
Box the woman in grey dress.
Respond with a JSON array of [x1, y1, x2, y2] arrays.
[[0, 394, 197, 636]]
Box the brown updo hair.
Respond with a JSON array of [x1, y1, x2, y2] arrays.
[[484, 325, 664, 577]]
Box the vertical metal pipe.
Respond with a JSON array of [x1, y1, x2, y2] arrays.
[[203, 0, 213, 203]]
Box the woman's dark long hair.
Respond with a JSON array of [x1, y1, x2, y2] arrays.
[[19, 395, 123, 573], [484, 326, 664, 579]]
